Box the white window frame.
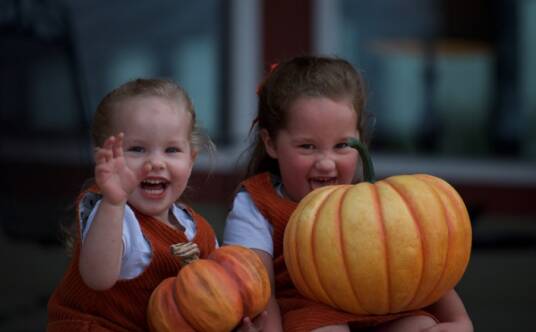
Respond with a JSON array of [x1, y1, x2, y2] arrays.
[[195, 0, 262, 172]]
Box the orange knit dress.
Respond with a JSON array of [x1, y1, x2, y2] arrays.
[[242, 172, 436, 332], [47, 191, 217, 332]]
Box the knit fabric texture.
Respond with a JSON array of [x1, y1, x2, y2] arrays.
[[242, 172, 435, 332], [47, 188, 216, 331]]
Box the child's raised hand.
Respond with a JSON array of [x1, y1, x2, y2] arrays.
[[94, 133, 140, 205]]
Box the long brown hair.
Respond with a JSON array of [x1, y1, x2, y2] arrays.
[[246, 55, 370, 178]]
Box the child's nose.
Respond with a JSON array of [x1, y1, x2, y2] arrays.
[[152, 160, 165, 170], [315, 154, 336, 171], [148, 155, 166, 171]]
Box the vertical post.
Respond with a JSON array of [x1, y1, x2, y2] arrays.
[[262, 0, 312, 66]]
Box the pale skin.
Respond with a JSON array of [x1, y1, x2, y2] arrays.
[[304, 291, 473, 332], [236, 311, 269, 332], [254, 96, 473, 332], [80, 133, 267, 331], [79, 96, 198, 290], [79, 133, 150, 290], [79, 95, 266, 330]]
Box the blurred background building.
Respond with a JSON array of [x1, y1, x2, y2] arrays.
[[1, 0, 535, 330]]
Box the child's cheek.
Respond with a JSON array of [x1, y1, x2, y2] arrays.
[[343, 157, 359, 184]]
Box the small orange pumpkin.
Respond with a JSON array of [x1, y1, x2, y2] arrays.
[[283, 139, 472, 315], [147, 277, 195, 332], [148, 244, 271, 332]]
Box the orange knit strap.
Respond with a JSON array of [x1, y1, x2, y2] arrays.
[[242, 173, 296, 258]]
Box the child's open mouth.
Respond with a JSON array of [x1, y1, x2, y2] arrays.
[[309, 177, 337, 190], [140, 178, 169, 196]]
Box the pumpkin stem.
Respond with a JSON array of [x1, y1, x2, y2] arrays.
[[170, 242, 200, 266], [347, 138, 375, 183]]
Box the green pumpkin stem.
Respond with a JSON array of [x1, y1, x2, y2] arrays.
[[347, 138, 375, 183]]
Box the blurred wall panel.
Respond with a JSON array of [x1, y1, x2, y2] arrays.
[[520, 0, 536, 159]]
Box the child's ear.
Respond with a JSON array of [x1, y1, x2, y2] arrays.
[[190, 150, 198, 162], [260, 129, 277, 159]]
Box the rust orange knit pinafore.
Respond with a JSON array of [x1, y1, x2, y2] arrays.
[[47, 190, 216, 332], [242, 172, 436, 332]]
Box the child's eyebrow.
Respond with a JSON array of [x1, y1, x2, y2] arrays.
[[124, 138, 144, 145], [167, 138, 189, 145], [289, 136, 314, 143]]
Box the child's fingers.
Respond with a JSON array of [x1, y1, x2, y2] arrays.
[[113, 132, 124, 158], [94, 163, 110, 177], [236, 312, 267, 332], [94, 147, 112, 164], [96, 134, 122, 163], [238, 317, 254, 332], [103, 135, 116, 150]]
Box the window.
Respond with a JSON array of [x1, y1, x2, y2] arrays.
[[312, 0, 536, 192], [0, 0, 263, 242], [314, 0, 536, 163], [0, 0, 261, 169]]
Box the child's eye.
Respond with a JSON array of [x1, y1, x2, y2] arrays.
[[166, 147, 181, 153], [127, 146, 144, 153], [299, 144, 315, 150], [335, 142, 350, 149]]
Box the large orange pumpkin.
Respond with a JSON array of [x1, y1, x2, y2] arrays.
[[148, 244, 271, 332], [283, 139, 472, 315]]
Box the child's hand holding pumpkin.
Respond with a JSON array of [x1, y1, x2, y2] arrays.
[[235, 311, 268, 332]]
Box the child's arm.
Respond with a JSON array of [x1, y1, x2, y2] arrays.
[[423, 289, 473, 332], [79, 134, 145, 290], [252, 249, 283, 332]]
